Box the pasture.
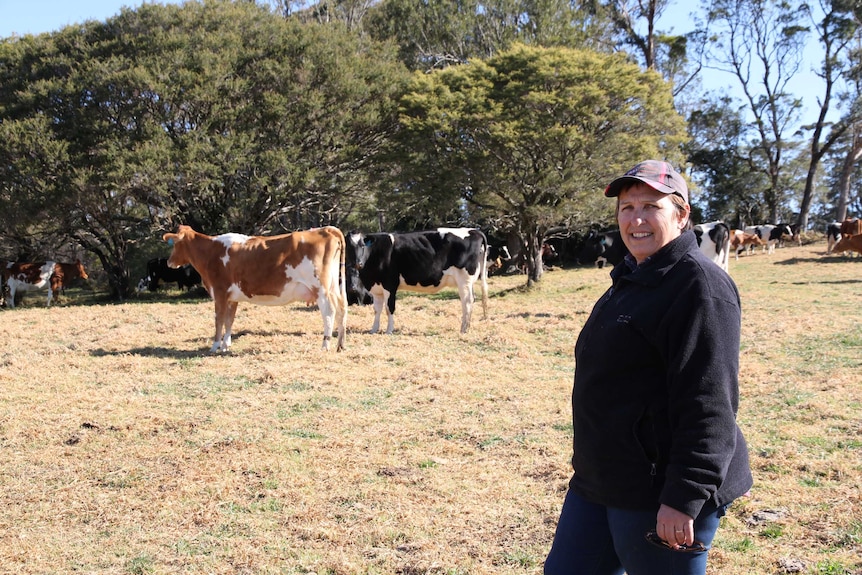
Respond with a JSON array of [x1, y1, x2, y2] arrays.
[[1, 241, 860, 575]]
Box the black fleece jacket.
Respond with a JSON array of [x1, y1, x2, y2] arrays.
[[569, 230, 753, 519]]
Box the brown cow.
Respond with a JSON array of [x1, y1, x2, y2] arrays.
[[3, 260, 88, 308], [839, 218, 862, 238], [729, 230, 764, 260], [831, 233, 862, 257], [162, 225, 348, 353]]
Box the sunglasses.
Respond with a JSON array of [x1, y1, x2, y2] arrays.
[[644, 530, 707, 553]]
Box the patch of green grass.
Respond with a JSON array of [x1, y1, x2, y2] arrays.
[[760, 524, 784, 539], [501, 548, 538, 568], [125, 554, 153, 575], [813, 558, 850, 574], [284, 428, 323, 439], [722, 536, 755, 553]]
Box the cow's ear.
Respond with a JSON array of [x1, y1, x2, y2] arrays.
[[363, 237, 373, 247], [163, 233, 178, 245]]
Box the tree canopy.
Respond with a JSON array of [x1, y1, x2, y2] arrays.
[[2, 0, 861, 299], [390, 43, 687, 282]]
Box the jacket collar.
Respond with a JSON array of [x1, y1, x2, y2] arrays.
[[610, 230, 697, 287]]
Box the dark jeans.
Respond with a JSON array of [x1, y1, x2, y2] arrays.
[[544, 489, 728, 575]]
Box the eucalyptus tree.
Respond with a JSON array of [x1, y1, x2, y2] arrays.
[[796, 0, 861, 230], [391, 43, 687, 284], [685, 96, 772, 225], [704, 0, 809, 224], [602, 0, 706, 101]]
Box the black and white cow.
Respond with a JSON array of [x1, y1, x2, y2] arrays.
[[826, 221, 842, 254], [744, 224, 794, 255], [345, 228, 489, 334], [575, 229, 629, 269], [486, 244, 512, 275], [693, 221, 731, 272], [138, 257, 202, 293]]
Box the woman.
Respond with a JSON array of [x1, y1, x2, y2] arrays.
[[545, 160, 753, 575]]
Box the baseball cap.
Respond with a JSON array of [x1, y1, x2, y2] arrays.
[[604, 160, 689, 202]]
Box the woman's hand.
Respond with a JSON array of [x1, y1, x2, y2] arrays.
[[656, 504, 695, 548]]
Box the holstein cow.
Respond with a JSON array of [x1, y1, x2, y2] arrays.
[[345, 228, 489, 334], [832, 233, 862, 257], [138, 257, 202, 292], [693, 221, 731, 272], [162, 225, 348, 353], [486, 244, 512, 276], [729, 229, 764, 260], [826, 221, 842, 254], [744, 224, 794, 255], [576, 229, 629, 269], [3, 260, 88, 308]]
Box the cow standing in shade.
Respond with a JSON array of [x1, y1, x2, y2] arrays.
[[138, 257, 202, 293], [346, 228, 489, 334], [575, 229, 629, 269], [3, 260, 88, 308], [162, 225, 348, 353]]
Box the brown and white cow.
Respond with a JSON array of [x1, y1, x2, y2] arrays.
[[3, 260, 88, 308], [831, 233, 862, 257], [162, 225, 348, 353], [729, 230, 764, 260]]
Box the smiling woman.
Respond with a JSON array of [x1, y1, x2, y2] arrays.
[[544, 160, 753, 575]]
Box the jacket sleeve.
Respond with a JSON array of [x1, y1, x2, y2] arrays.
[[659, 263, 742, 518]]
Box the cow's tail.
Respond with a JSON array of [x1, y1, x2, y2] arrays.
[[718, 223, 731, 272], [479, 231, 489, 320], [337, 227, 348, 350]]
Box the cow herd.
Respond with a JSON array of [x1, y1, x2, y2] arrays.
[[573, 221, 799, 273], [3, 218, 861, 353]]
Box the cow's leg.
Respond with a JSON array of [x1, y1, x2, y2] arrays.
[[334, 291, 347, 351], [457, 277, 475, 333], [221, 301, 239, 352], [384, 288, 398, 334], [211, 296, 228, 353], [46, 287, 54, 307], [7, 284, 15, 308], [370, 292, 385, 333], [318, 292, 335, 351]]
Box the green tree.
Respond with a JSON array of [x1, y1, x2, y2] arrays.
[[796, 0, 861, 230], [0, 0, 408, 299], [365, 0, 613, 72], [391, 43, 687, 283], [704, 0, 809, 223]]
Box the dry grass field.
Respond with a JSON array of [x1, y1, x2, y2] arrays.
[[1, 240, 860, 575]]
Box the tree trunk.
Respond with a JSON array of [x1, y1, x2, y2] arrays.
[[836, 128, 862, 222]]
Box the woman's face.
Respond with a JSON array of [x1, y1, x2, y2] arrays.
[[617, 183, 689, 264]]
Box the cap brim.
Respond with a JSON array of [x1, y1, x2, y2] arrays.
[[604, 176, 678, 198]]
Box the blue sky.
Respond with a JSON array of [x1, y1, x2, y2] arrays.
[[0, 0, 184, 37]]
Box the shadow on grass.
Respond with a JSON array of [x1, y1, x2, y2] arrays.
[[774, 254, 862, 266], [89, 328, 315, 358]]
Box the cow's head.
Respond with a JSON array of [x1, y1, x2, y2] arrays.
[[344, 232, 376, 305], [73, 260, 89, 280], [162, 225, 196, 268]]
